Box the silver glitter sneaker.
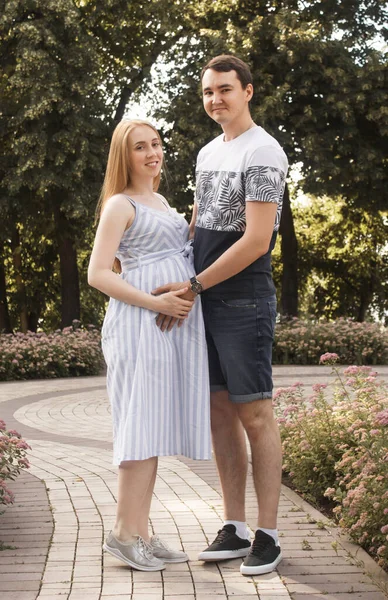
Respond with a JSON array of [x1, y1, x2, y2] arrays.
[[150, 534, 189, 563], [103, 532, 165, 571]]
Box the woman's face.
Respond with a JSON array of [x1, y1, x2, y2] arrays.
[[127, 125, 163, 180]]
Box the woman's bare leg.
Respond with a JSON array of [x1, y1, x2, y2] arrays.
[[113, 456, 158, 542]]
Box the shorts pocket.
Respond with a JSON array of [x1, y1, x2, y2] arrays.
[[221, 298, 257, 308], [266, 298, 277, 337]]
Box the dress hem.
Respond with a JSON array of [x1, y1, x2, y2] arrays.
[[113, 452, 212, 465]]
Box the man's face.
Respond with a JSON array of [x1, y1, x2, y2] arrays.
[[202, 68, 253, 126]]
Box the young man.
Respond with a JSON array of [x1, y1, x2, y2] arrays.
[[154, 55, 288, 576]]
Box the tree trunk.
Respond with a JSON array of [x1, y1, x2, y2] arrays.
[[356, 255, 376, 322], [279, 184, 299, 318], [27, 312, 39, 332], [113, 34, 181, 124], [10, 226, 29, 332], [54, 208, 81, 328], [0, 243, 12, 333]]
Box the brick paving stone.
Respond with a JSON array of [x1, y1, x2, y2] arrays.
[[290, 595, 387, 600], [163, 597, 195, 600], [2, 581, 41, 592], [259, 590, 292, 600], [131, 595, 162, 600], [224, 580, 259, 595], [163, 582, 195, 595], [1, 572, 42, 582], [67, 594, 101, 600], [287, 582, 380, 593], [2, 594, 38, 600]]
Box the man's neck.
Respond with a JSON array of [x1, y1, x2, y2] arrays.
[[222, 115, 256, 142]]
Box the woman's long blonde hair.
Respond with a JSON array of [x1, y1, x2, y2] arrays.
[[96, 119, 162, 219], [96, 119, 163, 273]]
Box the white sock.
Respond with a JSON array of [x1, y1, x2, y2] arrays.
[[258, 527, 279, 545], [224, 520, 250, 540]]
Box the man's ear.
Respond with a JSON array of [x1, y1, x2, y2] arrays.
[[246, 83, 254, 102]]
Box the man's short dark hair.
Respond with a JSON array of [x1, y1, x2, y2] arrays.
[[201, 55, 253, 89]]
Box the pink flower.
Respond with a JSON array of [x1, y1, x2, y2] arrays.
[[375, 410, 388, 427], [312, 383, 327, 392], [381, 525, 388, 534], [319, 352, 339, 365], [6, 430, 21, 438], [344, 366, 361, 375]]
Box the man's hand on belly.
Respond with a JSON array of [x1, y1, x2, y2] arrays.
[[152, 281, 196, 331]]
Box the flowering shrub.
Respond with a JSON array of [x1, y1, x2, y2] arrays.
[[0, 324, 104, 381], [273, 318, 387, 365], [274, 355, 388, 570], [0, 420, 30, 505]]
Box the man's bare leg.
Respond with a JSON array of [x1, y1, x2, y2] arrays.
[[210, 390, 248, 521], [198, 390, 251, 561], [237, 399, 282, 528]]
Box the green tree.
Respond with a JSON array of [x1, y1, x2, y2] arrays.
[[295, 196, 388, 322], [147, 0, 387, 319], [0, 0, 206, 331], [0, 0, 110, 329]]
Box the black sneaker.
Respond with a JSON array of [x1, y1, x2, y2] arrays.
[[198, 524, 251, 561], [240, 529, 282, 575]]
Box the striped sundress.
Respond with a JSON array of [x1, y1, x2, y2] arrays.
[[101, 195, 211, 464]]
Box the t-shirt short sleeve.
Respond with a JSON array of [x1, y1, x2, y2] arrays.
[[245, 145, 287, 204]]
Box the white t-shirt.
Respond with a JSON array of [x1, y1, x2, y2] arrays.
[[194, 125, 288, 297]]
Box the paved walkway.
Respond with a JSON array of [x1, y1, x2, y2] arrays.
[[1, 367, 388, 600]]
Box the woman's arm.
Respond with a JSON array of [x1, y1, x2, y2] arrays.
[[189, 202, 198, 240], [88, 195, 154, 308], [88, 195, 194, 318]]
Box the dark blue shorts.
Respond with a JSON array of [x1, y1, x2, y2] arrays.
[[201, 293, 277, 403]]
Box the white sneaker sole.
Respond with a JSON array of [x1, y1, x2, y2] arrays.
[[103, 544, 166, 571], [198, 546, 251, 561], [240, 550, 282, 575]]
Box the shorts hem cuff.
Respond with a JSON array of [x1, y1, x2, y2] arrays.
[[229, 391, 273, 403]]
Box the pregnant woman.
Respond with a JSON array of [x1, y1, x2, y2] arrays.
[[88, 119, 211, 572]]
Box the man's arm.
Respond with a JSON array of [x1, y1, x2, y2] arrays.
[[153, 201, 277, 330], [194, 201, 277, 290]]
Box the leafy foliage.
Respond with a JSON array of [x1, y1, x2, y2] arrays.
[[273, 318, 388, 365], [0, 420, 30, 506], [0, 0, 387, 330], [274, 359, 388, 570], [294, 196, 388, 322], [0, 323, 103, 381]]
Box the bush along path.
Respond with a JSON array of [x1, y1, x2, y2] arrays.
[[0, 324, 103, 381], [0, 420, 30, 506], [273, 319, 388, 366], [275, 353, 388, 572], [1, 318, 387, 382]]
